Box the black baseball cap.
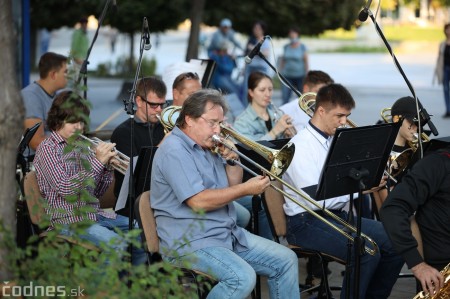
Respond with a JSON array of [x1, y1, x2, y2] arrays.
[[391, 96, 418, 121]]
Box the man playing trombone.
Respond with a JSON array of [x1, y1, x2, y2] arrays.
[[150, 89, 300, 299], [282, 84, 404, 298], [33, 91, 146, 265]]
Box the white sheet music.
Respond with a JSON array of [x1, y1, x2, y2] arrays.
[[115, 156, 139, 211], [162, 59, 209, 100]]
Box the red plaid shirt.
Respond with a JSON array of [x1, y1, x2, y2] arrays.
[[34, 131, 115, 228]]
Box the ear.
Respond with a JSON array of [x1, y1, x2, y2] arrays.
[[135, 96, 143, 108], [185, 115, 194, 127], [392, 115, 400, 123]]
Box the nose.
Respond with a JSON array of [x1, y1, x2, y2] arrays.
[[74, 122, 83, 130]]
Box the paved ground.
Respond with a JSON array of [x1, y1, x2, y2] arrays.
[[38, 26, 449, 298]]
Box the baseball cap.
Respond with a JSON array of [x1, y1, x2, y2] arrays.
[[391, 96, 418, 120], [220, 18, 232, 27]]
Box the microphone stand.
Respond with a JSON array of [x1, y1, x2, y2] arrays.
[[255, 51, 302, 97], [76, 0, 113, 99], [123, 18, 149, 267], [365, 10, 439, 151]]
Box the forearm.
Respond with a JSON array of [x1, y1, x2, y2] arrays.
[[186, 184, 249, 212], [226, 162, 243, 186]]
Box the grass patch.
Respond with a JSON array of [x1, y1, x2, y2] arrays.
[[316, 24, 442, 42], [316, 45, 386, 53]]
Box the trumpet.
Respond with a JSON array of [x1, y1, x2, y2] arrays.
[[213, 126, 379, 256], [79, 134, 129, 175], [298, 92, 357, 128], [269, 103, 297, 137]]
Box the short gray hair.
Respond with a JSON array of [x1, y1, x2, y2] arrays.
[[176, 89, 228, 128]]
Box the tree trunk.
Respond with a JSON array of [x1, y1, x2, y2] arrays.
[[0, 0, 25, 280], [186, 0, 206, 62]]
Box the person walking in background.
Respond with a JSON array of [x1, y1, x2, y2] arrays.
[[70, 17, 89, 81], [207, 18, 243, 57], [433, 23, 450, 118], [279, 26, 309, 105], [242, 21, 271, 102]]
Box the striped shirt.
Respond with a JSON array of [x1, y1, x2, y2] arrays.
[[33, 131, 115, 228]]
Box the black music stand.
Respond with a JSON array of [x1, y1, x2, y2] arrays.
[[315, 123, 399, 299]]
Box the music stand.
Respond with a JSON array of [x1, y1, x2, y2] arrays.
[[17, 122, 41, 176], [315, 123, 399, 299]]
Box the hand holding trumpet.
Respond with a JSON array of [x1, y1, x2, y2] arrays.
[[271, 114, 296, 138], [94, 141, 118, 167]]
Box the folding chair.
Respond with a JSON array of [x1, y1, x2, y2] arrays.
[[134, 191, 216, 299], [262, 181, 345, 299], [23, 171, 100, 252]]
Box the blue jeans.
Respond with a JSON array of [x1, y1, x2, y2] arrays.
[[281, 76, 304, 105], [286, 211, 404, 299], [166, 229, 299, 299], [443, 65, 450, 113], [60, 214, 147, 266], [234, 202, 251, 228], [236, 195, 273, 240]]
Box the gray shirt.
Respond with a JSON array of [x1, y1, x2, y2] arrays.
[[150, 126, 248, 257], [21, 82, 54, 155]]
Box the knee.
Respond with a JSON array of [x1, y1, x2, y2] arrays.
[[220, 268, 256, 298]]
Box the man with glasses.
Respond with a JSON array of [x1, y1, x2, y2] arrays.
[[111, 76, 167, 216], [151, 89, 300, 299], [172, 72, 202, 107]]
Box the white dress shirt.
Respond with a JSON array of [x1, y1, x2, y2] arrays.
[[279, 100, 310, 132], [282, 122, 349, 216]]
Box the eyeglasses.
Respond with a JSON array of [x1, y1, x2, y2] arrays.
[[139, 97, 168, 109], [200, 116, 222, 129]]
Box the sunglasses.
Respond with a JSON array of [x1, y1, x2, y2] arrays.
[[139, 97, 168, 109]]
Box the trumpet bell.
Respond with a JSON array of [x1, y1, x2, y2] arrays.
[[389, 148, 414, 178]]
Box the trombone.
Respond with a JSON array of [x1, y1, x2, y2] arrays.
[[79, 134, 129, 175], [214, 126, 379, 256]]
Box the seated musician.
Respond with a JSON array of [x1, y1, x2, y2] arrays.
[[171, 72, 202, 106], [373, 96, 419, 210], [111, 76, 167, 215], [233, 71, 295, 140], [282, 83, 404, 298], [33, 91, 145, 265], [150, 89, 300, 298], [279, 70, 335, 132], [380, 145, 450, 296]]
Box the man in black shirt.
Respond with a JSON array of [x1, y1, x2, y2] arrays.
[[380, 146, 450, 295], [111, 76, 167, 215]]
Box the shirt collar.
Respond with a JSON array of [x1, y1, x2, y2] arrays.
[[172, 126, 198, 149], [34, 81, 54, 98], [50, 131, 66, 145], [308, 120, 330, 140]]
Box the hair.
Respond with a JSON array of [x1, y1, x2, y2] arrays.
[[247, 71, 272, 102], [315, 83, 355, 112], [136, 76, 167, 100], [176, 89, 228, 128], [444, 23, 450, 33], [253, 20, 267, 34], [47, 91, 90, 132], [38, 52, 68, 78], [172, 72, 200, 91], [303, 70, 334, 90], [289, 25, 300, 35]]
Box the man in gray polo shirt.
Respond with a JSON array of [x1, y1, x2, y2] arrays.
[[151, 89, 299, 298]]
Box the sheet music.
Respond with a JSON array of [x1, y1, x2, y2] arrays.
[[162, 59, 210, 100], [115, 156, 139, 211]]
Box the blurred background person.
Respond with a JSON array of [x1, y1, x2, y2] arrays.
[[234, 71, 294, 141], [207, 18, 243, 57], [209, 41, 241, 98], [70, 17, 89, 81], [171, 72, 202, 106], [433, 23, 450, 118], [242, 20, 271, 103], [279, 26, 309, 105]]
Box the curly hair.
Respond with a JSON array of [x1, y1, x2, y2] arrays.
[[47, 91, 90, 132]]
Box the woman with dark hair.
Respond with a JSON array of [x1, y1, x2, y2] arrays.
[[233, 71, 295, 141]]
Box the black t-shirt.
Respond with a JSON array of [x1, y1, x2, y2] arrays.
[[110, 119, 165, 215]]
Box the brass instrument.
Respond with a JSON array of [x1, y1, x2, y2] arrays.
[[79, 134, 129, 175], [298, 92, 357, 128], [157, 105, 181, 133], [413, 262, 450, 299], [380, 107, 430, 179], [212, 127, 379, 256], [269, 103, 297, 137]]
